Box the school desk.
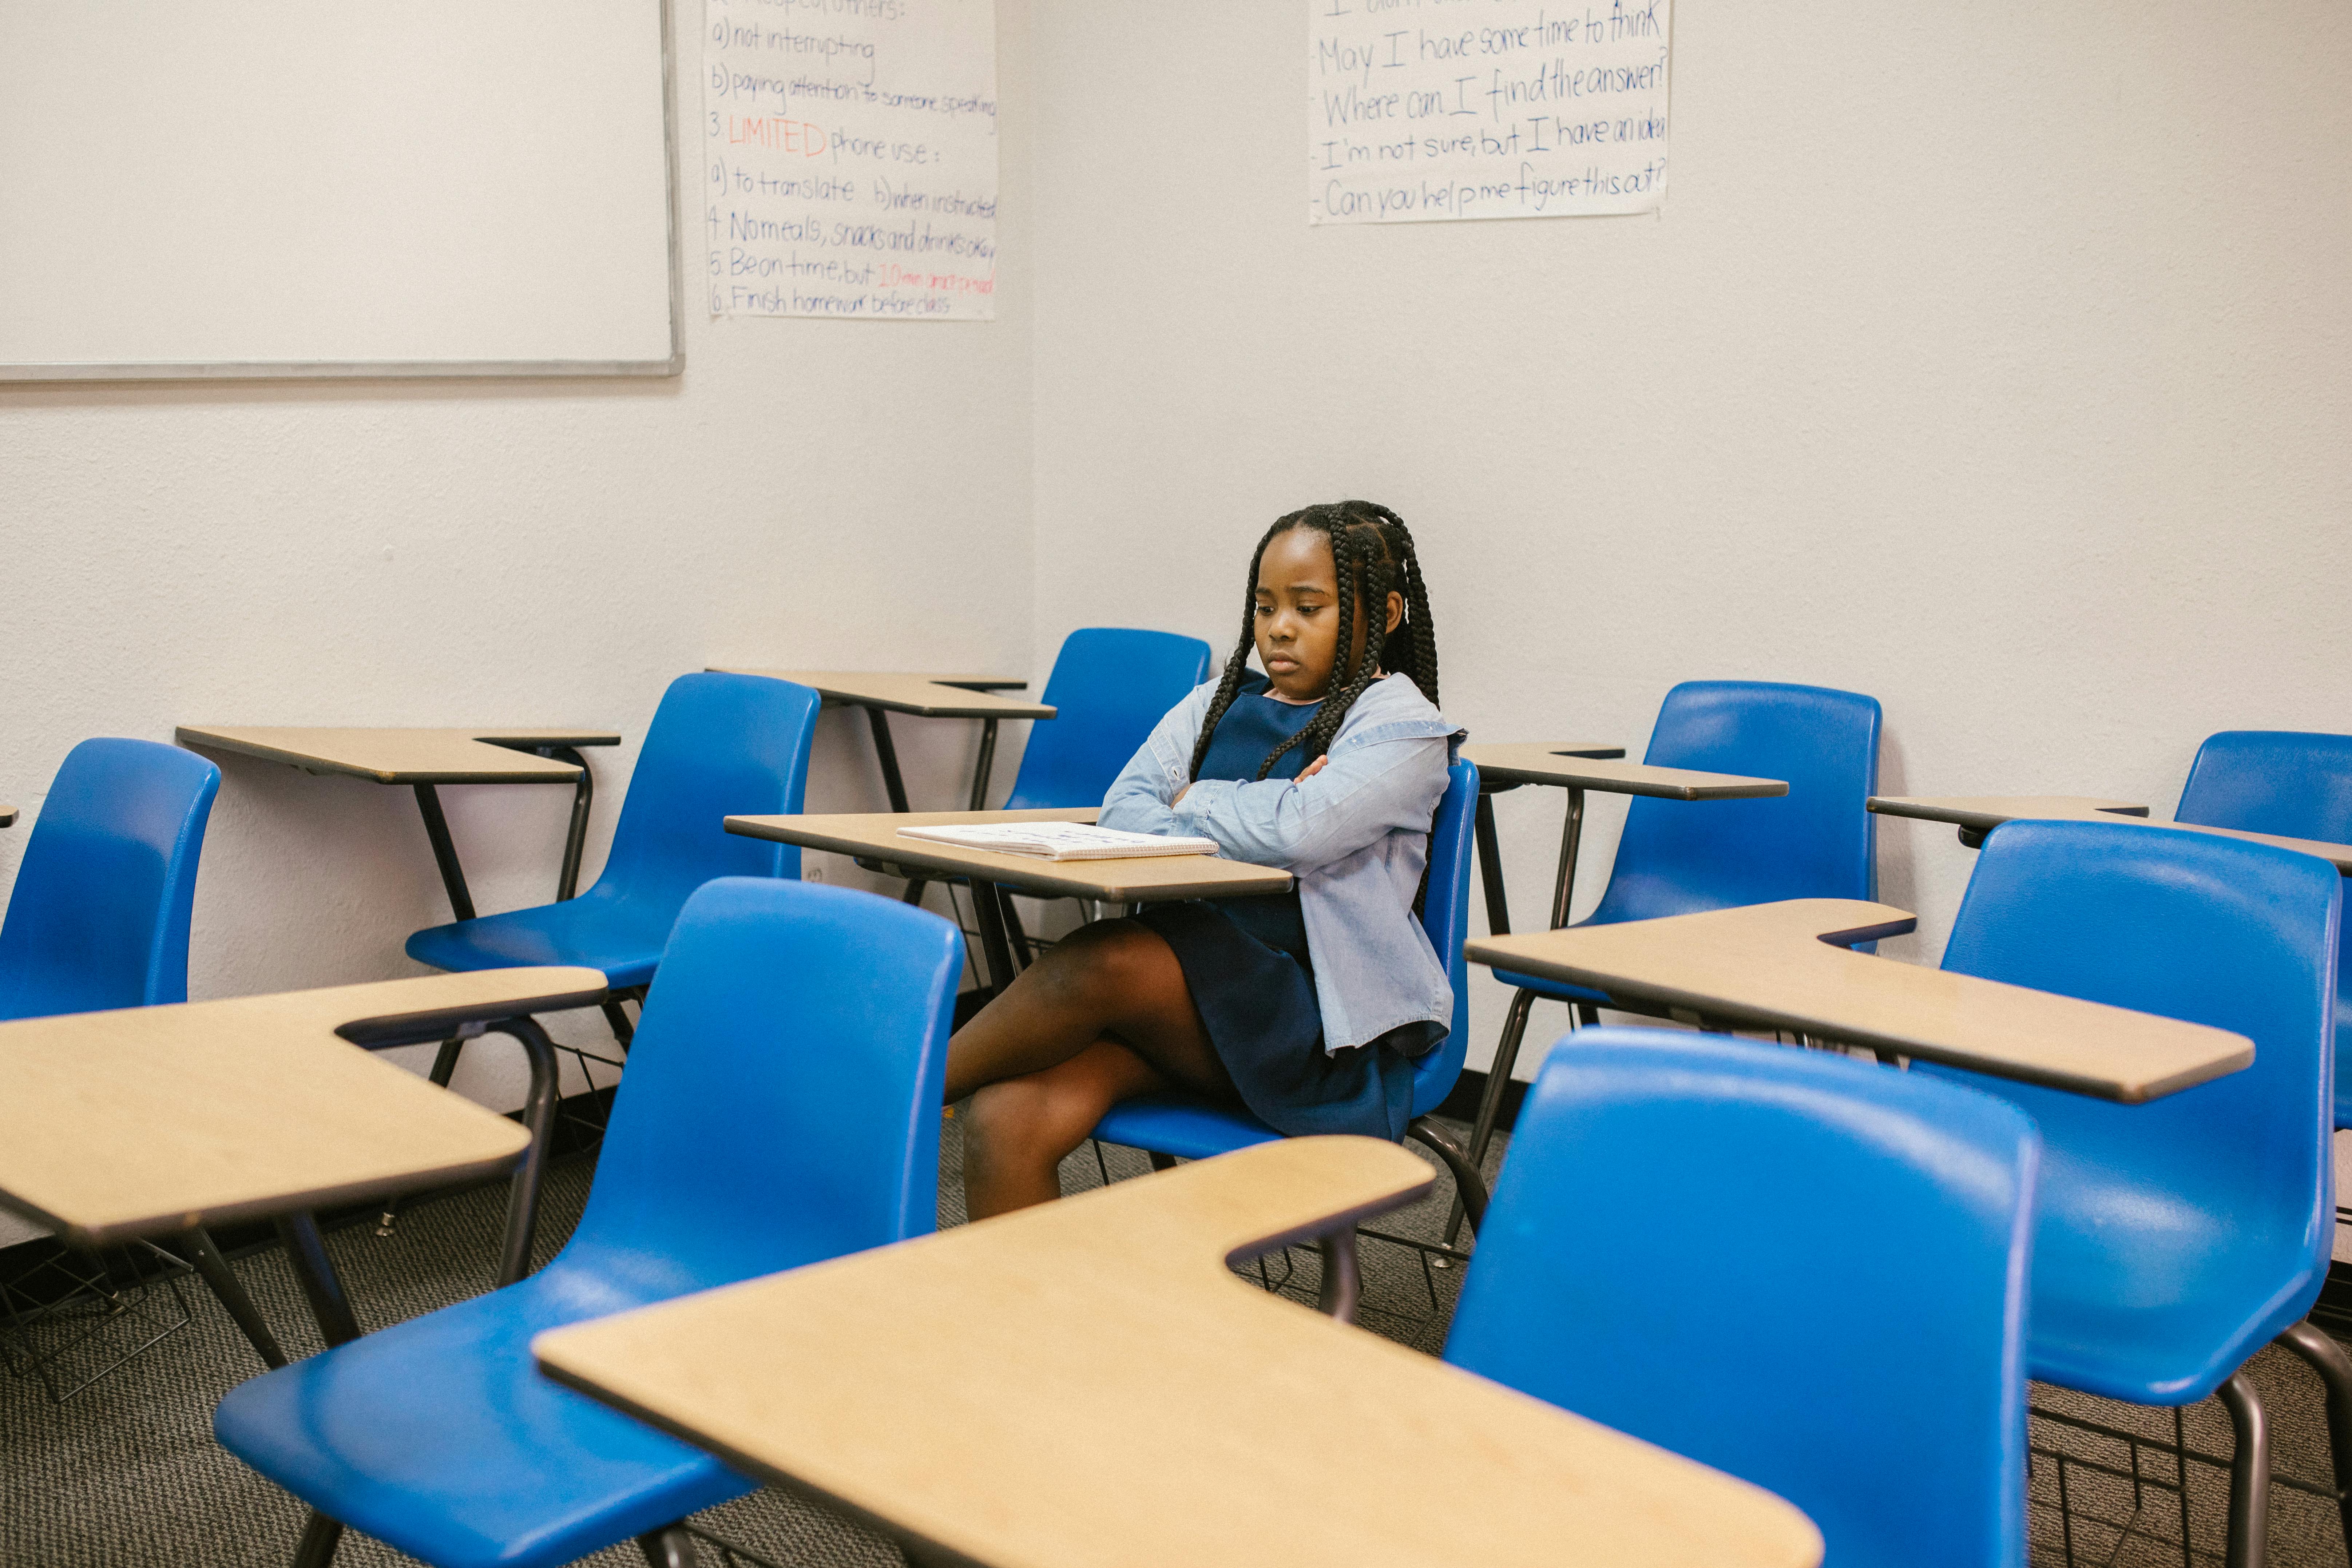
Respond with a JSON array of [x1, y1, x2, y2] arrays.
[[1467, 900, 2249, 1104], [708, 669, 1050, 814], [175, 726, 621, 918], [0, 967, 606, 1362], [0, 805, 13, 827], [1869, 795, 2352, 872], [534, 1136, 1824, 1568], [1458, 743, 1790, 1184], [723, 807, 1292, 992]]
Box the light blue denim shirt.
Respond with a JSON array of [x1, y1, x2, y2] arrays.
[[1099, 671, 1466, 1054]]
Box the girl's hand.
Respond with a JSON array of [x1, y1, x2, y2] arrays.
[[1299, 756, 1329, 780]]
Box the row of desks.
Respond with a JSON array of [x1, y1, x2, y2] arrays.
[[13, 679, 2341, 1567], [0, 976, 1820, 1568]]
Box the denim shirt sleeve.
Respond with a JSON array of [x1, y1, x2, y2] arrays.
[[1169, 728, 1451, 873], [1097, 680, 1215, 835]]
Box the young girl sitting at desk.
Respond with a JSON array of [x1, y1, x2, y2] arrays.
[[944, 501, 1463, 1218]]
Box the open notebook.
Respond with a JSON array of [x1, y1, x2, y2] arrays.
[[895, 823, 1219, 861]]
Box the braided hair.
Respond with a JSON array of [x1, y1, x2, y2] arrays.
[[1187, 500, 1440, 783]]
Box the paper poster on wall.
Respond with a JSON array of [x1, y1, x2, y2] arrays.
[[704, 0, 996, 319], [1309, 1, 1669, 225]]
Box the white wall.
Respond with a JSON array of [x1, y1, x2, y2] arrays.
[[0, 1, 1033, 1245], [1028, 0, 2352, 1077]]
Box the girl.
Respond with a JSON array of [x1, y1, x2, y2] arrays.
[[943, 501, 1464, 1218]]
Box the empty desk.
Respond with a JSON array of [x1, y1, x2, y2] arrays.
[[1870, 794, 2352, 870], [536, 1136, 1823, 1568], [1467, 898, 2249, 1103], [709, 669, 1051, 815], [0, 966, 606, 1357], [176, 725, 621, 918]]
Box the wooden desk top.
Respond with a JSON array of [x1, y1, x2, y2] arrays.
[[1466, 744, 1787, 800], [0, 967, 607, 1246], [1870, 795, 2352, 874], [535, 1137, 1822, 1568], [1468, 900, 2250, 1103], [0, 804, 13, 827], [725, 808, 1295, 903], [177, 726, 621, 786], [707, 670, 1055, 721]]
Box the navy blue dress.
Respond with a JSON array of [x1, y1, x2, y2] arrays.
[[1132, 672, 1437, 1140]]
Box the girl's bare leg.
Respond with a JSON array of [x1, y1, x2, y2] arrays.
[[948, 918, 1236, 1220]]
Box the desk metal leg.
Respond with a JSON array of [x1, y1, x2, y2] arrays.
[[293, 1511, 345, 1568], [1315, 1228, 1361, 1322], [1448, 787, 1588, 1247], [179, 1227, 286, 1369], [487, 1016, 560, 1287], [968, 718, 1000, 811], [274, 1213, 360, 1349], [410, 784, 477, 922], [1546, 786, 1586, 930], [861, 706, 935, 909], [541, 745, 594, 901], [969, 880, 1018, 994], [1473, 793, 1512, 938]]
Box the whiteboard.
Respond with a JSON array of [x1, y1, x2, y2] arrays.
[[0, 0, 682, 380]]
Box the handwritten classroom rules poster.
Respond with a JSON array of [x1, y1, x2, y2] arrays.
[[1310, 0, 1670, 224], [705, 0, 996, 319]]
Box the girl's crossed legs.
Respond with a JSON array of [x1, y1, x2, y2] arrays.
[[945, 917, 1238, 1220]]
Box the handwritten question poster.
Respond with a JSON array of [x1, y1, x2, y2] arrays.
[[703, 0, 996, 319], [1309, 0, 1670, 224]]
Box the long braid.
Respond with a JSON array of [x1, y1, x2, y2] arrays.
[[1187, 519, 1286, 781]]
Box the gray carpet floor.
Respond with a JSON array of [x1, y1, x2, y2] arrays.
[[0, 1115, 2344, 1568]]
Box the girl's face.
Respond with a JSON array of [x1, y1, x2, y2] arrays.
[[1253, 526, 1405, 703]]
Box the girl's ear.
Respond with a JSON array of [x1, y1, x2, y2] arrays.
[[1384, 590, 1404, 635]]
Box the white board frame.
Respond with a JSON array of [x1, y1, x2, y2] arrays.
[[0, 0, 685, 383]]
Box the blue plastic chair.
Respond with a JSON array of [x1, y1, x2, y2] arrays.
[[0, 738, 220, 1021], [0, 739, 293, 1380], [1474, 681, 1882, 1202], [407, 674, 821, 1002], [1445, 1028, 2039, 1568], [1919, 818, 2351, 1568], [214, 877, 964, 1568], [2171, 731, 2352, 1131], [1089, 759, 1491, 1257], [999, 628, 1212, 812]]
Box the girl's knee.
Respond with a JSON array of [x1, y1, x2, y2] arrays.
[[967, 1068, 1113, 1167], [1035, 920, 1158, 1007]]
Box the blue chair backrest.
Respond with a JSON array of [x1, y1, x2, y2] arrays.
[[588, 673, 820, 905], [2175, 730, 2352, 844], [556, 877, 963, 1295], [1003, 628, 1211, 810], [1446, 1028, 2038, 1568], [2174, 731, 2352, 1114], [0, 739, 221, 1022], [1931, 819, 2339, 1303], [1587, 680, 1881, 926], [1408, 757, 1479, 1118]]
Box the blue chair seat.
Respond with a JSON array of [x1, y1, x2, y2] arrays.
[[406, 885, 681, 991], [214, 1262, 746, 1568], [1092, 1093, 1282, 1162], [2018, 1155, 2320, 1405], [1488, 965, 1609, 1007]]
